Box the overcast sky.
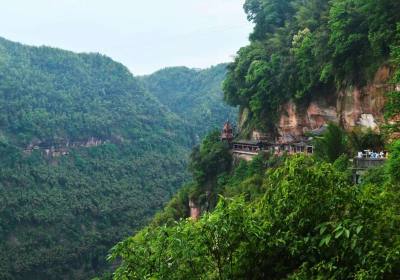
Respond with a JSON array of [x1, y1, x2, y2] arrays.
[[0, 0, 253, 75]]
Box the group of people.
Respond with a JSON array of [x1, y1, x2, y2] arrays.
[[357, 150, 387, 159]]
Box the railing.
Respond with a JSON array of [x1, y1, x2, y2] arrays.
[[353, 158, 386, 169], [232, 149, 259, 155], [232, 145, 314, 157]]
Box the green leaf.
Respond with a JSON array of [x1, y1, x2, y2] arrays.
[[351, 238, 357, 250], [335, 230, 344, 239], [333, 225, 343, 233], [319, 234, 332, 247], [320, 225, 327, 235]]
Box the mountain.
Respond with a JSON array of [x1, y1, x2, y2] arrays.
[[0, 37, 229, 279], [223, 0, 400, 138], [110, 0, 400, 279], [140, 64, 237, 140]]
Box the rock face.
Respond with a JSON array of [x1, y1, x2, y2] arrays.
[[24, 137, 106, 157], [276, 66, 393, 142]]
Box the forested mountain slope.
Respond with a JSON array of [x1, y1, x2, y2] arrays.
[[0, 37, 188, 146], [223, 0, 400, 136], [0, 37, 199, 279], [140, 65, 237, 138], [111, 0, 400, 279]]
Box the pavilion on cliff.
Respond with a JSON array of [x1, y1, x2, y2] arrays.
[[221, 121, 234, 142]]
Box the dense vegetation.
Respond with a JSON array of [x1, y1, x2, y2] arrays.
[[313, 123, 348, 163], [145, 130, 232, 227], [140, 65, 237, 139], [3, 0, 400, 278], [0, 36, 187, 280], [223, 0, 400, 131], [0, 37, 230, 279], [0, 38, 189, 146], [385, 24, 400, 136], [111, 1, 400, 279], [0, 144, 187, 280], [111, 131, 400, 279]]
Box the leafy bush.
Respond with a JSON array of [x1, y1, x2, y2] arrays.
[[111, 155, 400, 279]]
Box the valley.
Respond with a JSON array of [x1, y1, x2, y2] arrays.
[[1, 0, 400, 279], [0, 37, 233, 279]]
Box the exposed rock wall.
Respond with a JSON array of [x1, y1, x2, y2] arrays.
[[276, 66, 393, 142], [24, 137, 106, 157]]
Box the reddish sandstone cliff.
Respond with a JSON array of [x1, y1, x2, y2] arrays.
[[249, 66, 394, 142]]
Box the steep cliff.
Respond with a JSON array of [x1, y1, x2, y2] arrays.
[[240, 66, 395, 142], [223, 0, 400, 141]]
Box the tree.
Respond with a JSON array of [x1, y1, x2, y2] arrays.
[[111, 155, 400, 279], [348, 129, 385, 152], [384, 23, 400, 136], [328, 0, 371, 84], [189, 130, 232, 187], [225, 0, 399, 134], [387, 140, 400, 184], [313, 123, 347, 162]]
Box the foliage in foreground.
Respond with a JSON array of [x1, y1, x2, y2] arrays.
[[110, 152, 400, 279]]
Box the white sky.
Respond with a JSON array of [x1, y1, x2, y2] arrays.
[[0, 0, 253, 75]]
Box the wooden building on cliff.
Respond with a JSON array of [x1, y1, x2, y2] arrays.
[[221, 122, 314, 161], [221, 121, 234, 142], [231, 140, 314, 161]]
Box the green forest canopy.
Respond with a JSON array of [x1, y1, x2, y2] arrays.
[[223, 0, 400, 131], [111, 146, 400, 279], [0, 37, 232, 279], [111, 0, 400, 279], [140, 64, 237, 138]]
